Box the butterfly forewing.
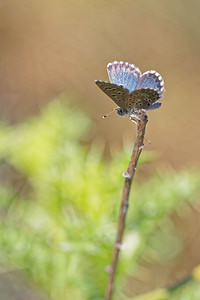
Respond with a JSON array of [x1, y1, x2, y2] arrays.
[[95, 80, 129, 109], [126, 89, 160, 110], [107, 61, 141, 93]]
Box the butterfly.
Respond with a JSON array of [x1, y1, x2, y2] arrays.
[[95, 61, 164, 117]]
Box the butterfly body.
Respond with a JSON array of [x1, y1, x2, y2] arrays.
[[95, 61, 164, 116]]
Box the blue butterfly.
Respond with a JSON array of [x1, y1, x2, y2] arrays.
[[95, 61, 164, 117]]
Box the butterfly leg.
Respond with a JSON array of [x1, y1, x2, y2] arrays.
[[130, 117, 137, 125], [129, 111, 141, 125], [130, 110, 151, 147]]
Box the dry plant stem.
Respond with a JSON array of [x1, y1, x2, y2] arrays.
[[105, 110, 148, 300]]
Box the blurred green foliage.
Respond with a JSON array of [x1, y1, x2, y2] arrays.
[[0, 99, 199, 300]]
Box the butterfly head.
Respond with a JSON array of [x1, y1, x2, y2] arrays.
[[117, 108, 129, 116]]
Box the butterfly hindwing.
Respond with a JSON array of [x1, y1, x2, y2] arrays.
[[136, 71, 164, 97], [95, 80, 129, 109], [126, 89, 160, 110], [148, 101, 162, 110]]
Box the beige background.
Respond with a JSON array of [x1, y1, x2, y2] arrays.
[[0, 0, 199, 167]]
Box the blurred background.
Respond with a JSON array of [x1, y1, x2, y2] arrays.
[[0, 0, 200, 299], [0, 0, 200, 166]]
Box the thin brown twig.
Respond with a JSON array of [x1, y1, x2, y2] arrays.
[[105, 110, 148, 300]]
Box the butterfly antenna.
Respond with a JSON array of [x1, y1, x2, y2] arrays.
[[102, 107, 118, 118]]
